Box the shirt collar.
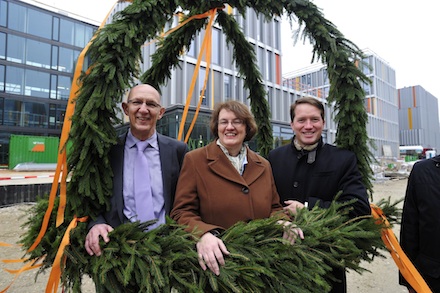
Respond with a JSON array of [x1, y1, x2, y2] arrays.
[[127, 129, 158, 150]]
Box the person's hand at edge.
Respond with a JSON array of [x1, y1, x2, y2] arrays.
[[196, 231, 230, 275], [278, 220, 304, 244], [85, 223, 114, 256]]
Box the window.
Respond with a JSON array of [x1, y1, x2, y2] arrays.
[[27, 9, 51, 39], [0, 32, 5, 59], [58, 47, 74, 72], [274, 20, 280, 50], [5, 66, 24, 95], [57, 75, 71, 100], [59, 19, 74, 45], [198, 68, 210, 107], [0, 0, 6, 27], [6, 34, 25, 64], [266, 50, 273, 81], [212, 28, 221, 65], [0, 65, 4, 92], [74, 22, 85, 47], [25, 69, 50, 98], [49, 103, 65, 129], [3, 99, 21, 126], [26, 39, 51, 69], [8, 2, 26, 32], [22, 101, 48, 127], [52, 17, 59, 41], [51, 46, 59, 70], [224, 74, 232, 98]]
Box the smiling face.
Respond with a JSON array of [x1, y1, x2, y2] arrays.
[[122, 84, 165, 141], [217, 109, 247, 156], [290, 103, 325, 147]]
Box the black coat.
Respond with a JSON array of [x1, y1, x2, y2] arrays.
[[268, 138, 371, 293], [400, 155, 440, 292]]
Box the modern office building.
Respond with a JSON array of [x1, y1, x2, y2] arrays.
[[398, 85, 440, 151], [113, 5, 332, 150], [283, 49, 400, 159], [0, 0, 98, 165], [106, 5, 295, 149], [1, 1, 397, 166]]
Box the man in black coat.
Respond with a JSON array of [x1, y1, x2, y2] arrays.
[[268, 97, 371, 293], [400, 155, 440, 292], [84, 84, 187, 257]]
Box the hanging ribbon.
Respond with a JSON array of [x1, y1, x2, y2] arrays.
[[45, 216, 88, 293], [183, 9, 215, 143], [370, 204, 432, 293], [178, 8, 217, 141]]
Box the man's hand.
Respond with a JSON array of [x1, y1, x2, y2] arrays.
[[278, 220, 304, 244], [85, 224, 114, 256], [283, 200, 306, 217], [196, 232, 230, 275]]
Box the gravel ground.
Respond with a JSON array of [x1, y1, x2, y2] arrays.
[[0, 178, 409, 293]]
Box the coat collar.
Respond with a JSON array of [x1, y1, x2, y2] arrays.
[[205, 142, 265, 186]]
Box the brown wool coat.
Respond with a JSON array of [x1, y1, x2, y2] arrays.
[[170, 142, 283, 235]]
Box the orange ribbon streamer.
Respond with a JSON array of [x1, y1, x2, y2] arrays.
[[183, 9, 215, 143], [45, 216, 88, 293], [370, 204, 432, 293], [0, 261, 43, 293], [177, 8, 217, 142]]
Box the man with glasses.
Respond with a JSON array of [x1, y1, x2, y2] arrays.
[[85, 83, 187, 257]]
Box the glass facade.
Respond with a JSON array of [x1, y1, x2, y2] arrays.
[[136, 6, 294, 153], [283, 52, 400, 158], [0, 0, 97, 165]]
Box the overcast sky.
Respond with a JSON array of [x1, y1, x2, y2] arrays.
[[40, 0, 440, 102]]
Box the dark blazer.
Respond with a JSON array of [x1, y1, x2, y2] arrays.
[[88, 132, 187, 229], [170, 141, 283, 235], [268, 138, 370, 293], [399, 155, 440, 292]]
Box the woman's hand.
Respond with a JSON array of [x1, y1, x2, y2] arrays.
[[196, 232, 230, 275], [277, 220, 304, 244]]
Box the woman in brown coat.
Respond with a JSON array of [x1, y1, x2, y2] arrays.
[[171, 100, 302, 276]]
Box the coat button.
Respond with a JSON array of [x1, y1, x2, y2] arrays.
[[293, 181, 299, 188], [242, 187, 249, 194]]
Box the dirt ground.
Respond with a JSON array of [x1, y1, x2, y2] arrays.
[[0, 178, 409, 293]]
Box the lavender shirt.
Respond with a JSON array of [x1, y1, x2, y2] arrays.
[[123, 130, 165, 229]]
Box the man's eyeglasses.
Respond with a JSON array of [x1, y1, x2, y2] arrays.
[[218, 119, 244, 127], [127, 100, 161, 109]]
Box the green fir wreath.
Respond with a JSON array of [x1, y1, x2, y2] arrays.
[[18, 0, 386, 292]]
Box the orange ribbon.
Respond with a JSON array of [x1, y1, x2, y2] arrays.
[[370, 204, 432, 293], [0, 261, 43, 293], [45, 216, 88, 293], [176, 8, 217, 142]]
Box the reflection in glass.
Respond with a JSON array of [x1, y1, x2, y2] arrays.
[[0, 32, 5, 59], [6, 34, 25, 63], [27, 9, 51, 39], [59, 47, 73, 72], [60, 19, 74, 45], [5, 66, 24, 95], [8, 2, 26, 32], [25, 69, 50, 98], [26, 39, 51, 69]]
